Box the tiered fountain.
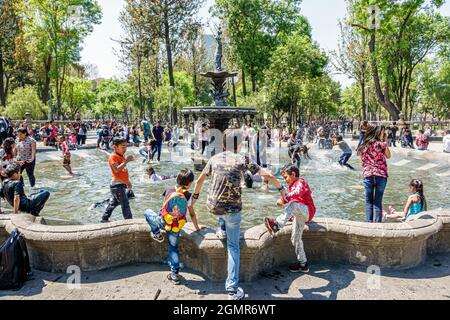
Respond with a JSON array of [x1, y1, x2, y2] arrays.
[[181, 27, 257, 132]]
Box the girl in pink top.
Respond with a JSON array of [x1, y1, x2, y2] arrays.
[[357, 125, 391, 223]]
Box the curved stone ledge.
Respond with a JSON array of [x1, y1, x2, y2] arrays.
[[1, 210, 449, 281]]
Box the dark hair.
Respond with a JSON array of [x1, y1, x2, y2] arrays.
[[146, 166, 155, 176], [393, 122, 397, 125], [177, 168, 194, 187], [17, 127, 29, 136], [112, 137, 127, 146], [419, 129, 424, 134], [281, 165, 300, 178], [336, 135, 343, 142], [223, 129, 243, 153], [446, 130, 450, 135], [5, 163, 20, 178], [410, 179, 427, 211], [2, 137, 15, 155], [357, 124, 385, 155]]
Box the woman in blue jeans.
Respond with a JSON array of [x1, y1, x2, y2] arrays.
[[357, 125, 391, 223]]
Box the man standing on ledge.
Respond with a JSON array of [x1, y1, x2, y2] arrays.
[[192, 128, 286, 300]]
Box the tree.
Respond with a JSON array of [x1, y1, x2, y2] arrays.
[[61, 76, 96, 119], [213, 0, 306, 93], [0, 0, 23, 107], [264, 30, 328, 126], [349, 0, 450, 120], [332, 1, 371, 119], [25, 0, 101, 118], [3, 86, 48, 119], [124, 0, 204, 124]]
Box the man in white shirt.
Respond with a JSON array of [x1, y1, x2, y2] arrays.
[[443, 130, 450, 153]]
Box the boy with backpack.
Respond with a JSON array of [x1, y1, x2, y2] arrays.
[[143, 168, 202, 285], [264, 165, 316, 273]]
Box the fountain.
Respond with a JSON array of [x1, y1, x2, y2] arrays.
[[181, 26, 257, 132]]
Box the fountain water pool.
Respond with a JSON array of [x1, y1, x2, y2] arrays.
[[3, 144, 449, 229]]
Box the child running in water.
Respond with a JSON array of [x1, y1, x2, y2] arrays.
[[264, 165, 316, 273], [59, 135, 73, 176], [333, 135, 355, 170], [383, 179, 427, 222], [101, 137, 134, 223], [146, 166, 175, 183], [144, 168, 202, 284]]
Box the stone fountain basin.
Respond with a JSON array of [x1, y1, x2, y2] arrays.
[[1, 211, 449, 281]]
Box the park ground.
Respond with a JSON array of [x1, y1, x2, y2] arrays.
[[0, 253, 449, 300]]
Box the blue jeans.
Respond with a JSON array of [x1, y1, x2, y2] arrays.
[[139, 149, 148, 160], [219, 213, 242, 293], [22, 190, 51, 216], [364, 176, 388, 223], [144, 209, 180, 274], [144, 130, 150, 142]]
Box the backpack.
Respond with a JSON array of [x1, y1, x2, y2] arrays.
[[0, 229, 32, 290], [161, 189, 188, 233]]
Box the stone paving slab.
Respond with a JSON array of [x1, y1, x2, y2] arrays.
[[1, 253, 449, 300]]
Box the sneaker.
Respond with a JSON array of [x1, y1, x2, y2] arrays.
[[288, 262, 309, 273], [101, 219, 110, 223], [228, 287, 245, 300], [216, 228, 227, 240], [167, 273, 181, 285], [151, 231, 165, 243], [264, 218, 280, 235]]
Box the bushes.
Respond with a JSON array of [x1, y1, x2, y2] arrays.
[[3, 86, 48, 120]]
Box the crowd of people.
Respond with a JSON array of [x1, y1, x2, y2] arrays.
[[0, 113, 448, 300]]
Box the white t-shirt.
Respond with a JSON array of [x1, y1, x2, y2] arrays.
[[443, 134, 450, 153]]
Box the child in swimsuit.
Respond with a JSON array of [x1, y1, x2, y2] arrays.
[[59, 135, 73, 176], [383, 179, 427, 222]]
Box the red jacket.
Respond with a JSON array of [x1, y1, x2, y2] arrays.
[[282, 178, 316, 222]]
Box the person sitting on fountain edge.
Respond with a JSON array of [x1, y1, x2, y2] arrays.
[[143, 168, 202, 285], [264, 165, 316, 273], [0, 164, 50, 216]]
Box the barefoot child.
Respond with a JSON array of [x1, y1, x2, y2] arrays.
[[384, 179, 427, 222], [101, 137, 134, 223], [333, 135, 355, 170], [264, 165, 316, 273], [144, 168, 202, 284], [59, 135, 73, 176]]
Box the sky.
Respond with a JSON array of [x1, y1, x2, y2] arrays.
[[81, 0, 450, 88]]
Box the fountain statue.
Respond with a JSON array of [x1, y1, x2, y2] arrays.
[[181, 24, 257, 133]]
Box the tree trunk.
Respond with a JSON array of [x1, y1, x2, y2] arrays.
[[361, 79, 366, 120], [40, 55, 52, 105], [163, 3, 176, 125], [242, 67, 247, 97], [0, 51, 6, 107], [137, 55, 144, 119], [250, 65, 256, 93], [369, 34, 401, 120]]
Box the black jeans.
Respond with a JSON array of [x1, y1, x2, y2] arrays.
[[151, 141, 163, 161], [102, 184, 133, 221], [20, 160, 36, 187], [22, 190, 51, 216]]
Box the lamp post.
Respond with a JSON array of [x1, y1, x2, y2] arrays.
[[169, 86, 174, 126]]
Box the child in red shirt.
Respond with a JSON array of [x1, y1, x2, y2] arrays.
[[264, 165, 316, 273]]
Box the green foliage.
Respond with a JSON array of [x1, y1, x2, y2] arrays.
[[153, 72, 195, 116], [62, 76, 96, 119], [4, 86, 48, 119]]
